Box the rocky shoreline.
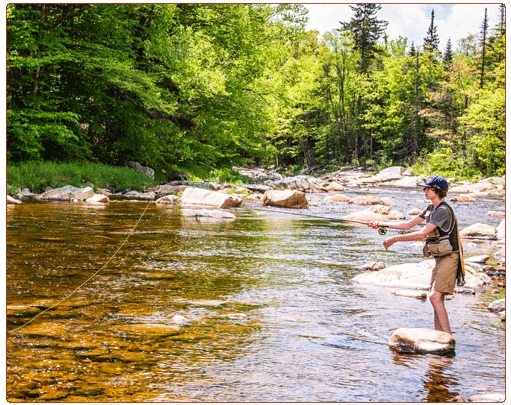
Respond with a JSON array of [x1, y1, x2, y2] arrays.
[[7, 166, 505, 295]]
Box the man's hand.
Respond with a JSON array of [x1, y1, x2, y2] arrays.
[[383, 236, 396, 250], [368, 221, 381, 229]]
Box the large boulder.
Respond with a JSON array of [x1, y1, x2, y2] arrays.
[[488, 299, 505, 313], [127, 161, 155, 179], [371, 166, 407, 182], [85, 194, 110, 204], [460, 223, 497, 239], [271, 177, 310, 191], [35, 185, 94, 201], [180, 187, 242, 208], [389, 328, 455, 355], [155, 195, 178, 205], [386, 176, 420, 188], [448, 182, 495, 194], [7, 195, 22, 204], [262, 189, 308, 209], [154, 184, 190, 195]]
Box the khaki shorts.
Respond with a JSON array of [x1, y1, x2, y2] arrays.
[[430, 252, 459, 295]]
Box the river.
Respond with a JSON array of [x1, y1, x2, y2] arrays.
[[6, 188, 505, 402]]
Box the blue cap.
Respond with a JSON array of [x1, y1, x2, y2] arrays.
[[418, 175, 448, 191]]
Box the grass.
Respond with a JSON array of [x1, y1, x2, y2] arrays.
[[7, 161, 158, 194]]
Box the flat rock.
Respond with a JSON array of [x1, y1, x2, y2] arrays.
[[349, 195, 385, 205], [391, 290, 427, 299], [465, 255, 490, 264], [324, 194, 353, 203], [180, 187, 242, 208], [36, 186, 94, 201], [352, 259, 483, 290], [449, 182, 495, 193], [467, 393, 505, 402], [389, 328, 455, 355], [181, 209, 236, 220]]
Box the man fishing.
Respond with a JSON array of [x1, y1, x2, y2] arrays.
[[368, 175, 464, 335]]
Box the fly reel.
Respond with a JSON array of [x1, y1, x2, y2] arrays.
[[378, 227, 387, 235]]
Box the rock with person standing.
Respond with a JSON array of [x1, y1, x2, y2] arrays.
[[388, 328, 456, 355]]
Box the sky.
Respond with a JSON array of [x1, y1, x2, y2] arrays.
[[304, 3, 503, 52]]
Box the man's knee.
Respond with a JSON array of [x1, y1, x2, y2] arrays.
[[429, 291, 444, 305]]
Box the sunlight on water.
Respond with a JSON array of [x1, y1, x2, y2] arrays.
[[6, 193, 505, 402]]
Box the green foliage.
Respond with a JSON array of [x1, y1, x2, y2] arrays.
[[6, 4, 505, 180], [7, 161, 157, 193]]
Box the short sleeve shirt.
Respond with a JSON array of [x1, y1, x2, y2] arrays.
[[419, 204, 452, 233]]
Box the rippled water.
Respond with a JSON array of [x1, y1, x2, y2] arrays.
[[6, 189, 505, 402]]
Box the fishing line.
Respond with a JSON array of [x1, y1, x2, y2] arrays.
[[249, 206, 389, 235], [8, 200, 154, 335]]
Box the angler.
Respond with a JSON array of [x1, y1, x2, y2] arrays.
[[368, 175, 465, 336]]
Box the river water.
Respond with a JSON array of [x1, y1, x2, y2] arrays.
[[6, 188, 505, 402]]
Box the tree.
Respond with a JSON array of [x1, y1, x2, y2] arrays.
[[479, 8, 488, 88], [443, 38, 453, 67], [423, 10, 440, 53], [338, 4, 388, 74]]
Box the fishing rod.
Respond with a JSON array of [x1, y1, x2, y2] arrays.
[[251, 206, 389, 235]]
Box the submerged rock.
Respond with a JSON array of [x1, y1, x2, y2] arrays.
[[109, 324, 181, 336], [389, 328, 455, 355], [181, 209, 236, 220]]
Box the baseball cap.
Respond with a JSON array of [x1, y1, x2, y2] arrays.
[[418, 175, 448, 191]]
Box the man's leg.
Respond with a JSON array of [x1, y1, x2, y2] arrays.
[[430, 291, 451, 334]]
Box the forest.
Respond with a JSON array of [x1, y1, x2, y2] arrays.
[[7, 4, 506, 180]]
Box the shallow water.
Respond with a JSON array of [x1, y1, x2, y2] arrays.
[[6, 189, 505, 402]]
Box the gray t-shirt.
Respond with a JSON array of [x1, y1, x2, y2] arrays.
[[419, 204, 452, 233]]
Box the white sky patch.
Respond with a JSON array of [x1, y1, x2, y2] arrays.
[[305, 3, 502, 52]]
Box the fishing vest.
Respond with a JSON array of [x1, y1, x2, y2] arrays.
[[423, 201, 459, 252]]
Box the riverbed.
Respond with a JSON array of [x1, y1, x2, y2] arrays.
[[6, 188, 505, 402]]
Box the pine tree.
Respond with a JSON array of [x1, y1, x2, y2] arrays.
[[339, 4, 388, 74], [480, 8, 488, 88], [423, 10, 440, 53], [408, 41, 417, 57], [443, 38, 453, 67], [498, 4, 505, 35]]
